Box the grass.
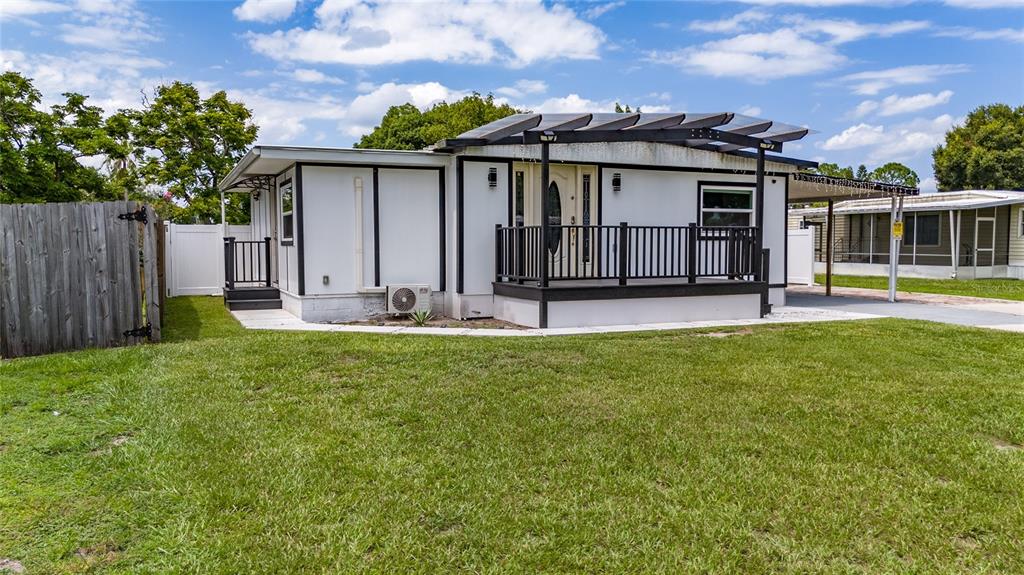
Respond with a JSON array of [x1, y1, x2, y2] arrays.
[[816, 274, 1024, 301], [2, 297, 1023, 574]]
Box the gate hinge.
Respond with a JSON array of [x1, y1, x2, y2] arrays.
[[117, 208, 148, 224], [123, 323, 152, 339]]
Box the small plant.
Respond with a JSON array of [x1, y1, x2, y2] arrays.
[[409, 309, 434, 327]]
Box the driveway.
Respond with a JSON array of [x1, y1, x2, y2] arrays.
[[786, 289, 1024, 333]]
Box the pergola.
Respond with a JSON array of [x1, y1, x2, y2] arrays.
[[789, 172, 920, 301], [434, 112, 812, 287]]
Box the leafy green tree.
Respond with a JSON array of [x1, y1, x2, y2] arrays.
[[133, 82, 258, 223], [356, 93, 521, 150], [614, 103, 643, 113], [869, 162, 920, 187], [813, 162, 854, 179], [932, 103, 1024, 191], [0, 71, 117, 203], [855, 164, 869, 180]]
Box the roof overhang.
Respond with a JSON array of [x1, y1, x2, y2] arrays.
[[791, 190, 1024, 216], [788, 172, 919, 203], [219, 145, 448, 192]]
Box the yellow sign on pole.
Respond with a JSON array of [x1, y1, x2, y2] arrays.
[[893, 220, 904, 239]]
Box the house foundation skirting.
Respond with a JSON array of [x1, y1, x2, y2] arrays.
[[812, 262, 1016, 280], [280, 290, 445, 323]]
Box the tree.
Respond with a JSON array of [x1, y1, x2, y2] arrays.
[[356, 93, 521, 150], [614, 103, 642, 113], [813, 162, 854, 179], [855, 164, 869, 180], [932, 103, 1024, 191], [0, 71, 118, 203], [133, 82, 258, 223], [870, 162, 920, 188]]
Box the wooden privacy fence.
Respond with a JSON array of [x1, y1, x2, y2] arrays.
[[0, 201, 164, 358]]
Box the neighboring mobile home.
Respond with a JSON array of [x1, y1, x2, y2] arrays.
[[789, 190, 1024, 280], [218, 112, 817, 328]]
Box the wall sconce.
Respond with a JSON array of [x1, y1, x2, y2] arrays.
[[612, 172, 622, 192], [488, 167, 497, 189], [538, 130, 557, 143]]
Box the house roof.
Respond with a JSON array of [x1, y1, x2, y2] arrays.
[[790, 190, 1024, 216], [788, 172, 920, 202], [432, 112, 813, 156]]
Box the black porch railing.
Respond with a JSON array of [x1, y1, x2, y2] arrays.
[[495, 223, 765, 286], [224, 236, 272, 290]]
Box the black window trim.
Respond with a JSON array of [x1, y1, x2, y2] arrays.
[[279, 177, 294, 246]]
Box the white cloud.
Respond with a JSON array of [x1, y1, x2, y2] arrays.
[[782, 14, 930, 44], [943, 0, 1024, 7], [227, 88, 347, 143], [291, 67, 345, 84], [737, 0, 1023, 6], [852, 100, 880, 117], [650, 29, 846, 81], [876, 90, 954, 116], [233, 0, 299, 23], [738, 105, 762, 116], [822, 123, 887, 150], [583, 1, 625, 19], [343, 81, 469, 137], [687, 9, 770, 33], [0, 0, 69, 20], [821, 114, 958, 164], [919, 176, 937, 192], [836, 64, 970, 95], [936, 26, 1024, 42], [494, 79, 547, 99], [528, 94, 669, 114], [245, 0, 603, 67], [56, 0, 156, 51]]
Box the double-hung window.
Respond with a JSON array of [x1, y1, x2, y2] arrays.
[[701, 185, 754, 227], [280, 180, 294, 245]]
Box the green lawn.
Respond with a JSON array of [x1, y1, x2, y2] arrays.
[[816, 274, 1024, 301], [2, 297, 1023, 574]]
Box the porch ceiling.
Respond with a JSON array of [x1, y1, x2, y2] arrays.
[[432, 112, 814, 156]]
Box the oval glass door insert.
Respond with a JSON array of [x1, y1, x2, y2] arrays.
[[547, 181, 562, 255]]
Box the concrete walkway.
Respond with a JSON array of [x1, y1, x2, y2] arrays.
[[786, 287, 1023, 333], [231, 305, 882, 337]]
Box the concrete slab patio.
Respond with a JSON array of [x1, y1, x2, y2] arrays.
[[230, 305, 883, 337]]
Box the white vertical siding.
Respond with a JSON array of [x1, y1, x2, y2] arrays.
[[1010, 204, 1024, 265], [461, 160, 509, 295], [301, 165, 371, 295], [378, 168, 441, 289]]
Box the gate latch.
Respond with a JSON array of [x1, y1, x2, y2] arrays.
[[124, 323, 152, 339], [117, 208, 148, 224]]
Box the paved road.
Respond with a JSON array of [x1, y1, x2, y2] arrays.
[[787, 293, 1024, 332]]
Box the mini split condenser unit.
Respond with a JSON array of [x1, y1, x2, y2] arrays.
[[386, 284, 432, 314]]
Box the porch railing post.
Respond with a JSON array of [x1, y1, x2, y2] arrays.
[[687, 222, 697, 283], [515, 223, 525, 284], [223, 236, 235, 291], [760, 247, 771, 315], [494, 224, 502, 283], [618, 222, 628, 286], [263, 237, 271, 286]]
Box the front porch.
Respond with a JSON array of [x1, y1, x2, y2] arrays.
[[492, 223, 771, 328]]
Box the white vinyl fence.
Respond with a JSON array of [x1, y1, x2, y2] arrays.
[[787, 228, 815, 286], [165, 223, 250, 296]]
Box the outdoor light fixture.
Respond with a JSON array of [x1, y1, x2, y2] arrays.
[[538, 130, 557, 143], [487, 167, 497, 189], [612, 173, 622, 192], [758, 140, 773, 150]]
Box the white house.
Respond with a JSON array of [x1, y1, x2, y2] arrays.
[[790, 190, 1024, 280], [217, 112, 817, 328]]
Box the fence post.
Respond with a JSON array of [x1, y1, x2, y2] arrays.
[[618, 222, 628, 286], [223, 236, 235, 291], [263, 237, 271, 286], [515, 223, 525, 284], [494, 224, 502, 282], [687, 222, 697, 284], [760, 247, 771, 315]]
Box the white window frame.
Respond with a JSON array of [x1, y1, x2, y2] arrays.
[[907, 212, 941, 247], [699, 184, 756, 227], [279, 179, 294, 245]]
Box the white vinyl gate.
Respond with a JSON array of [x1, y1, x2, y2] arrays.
[[164, 223, 251, 296], [787, 228, 815, 286]]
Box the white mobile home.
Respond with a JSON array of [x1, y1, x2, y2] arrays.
[[218, 112, 816, 328], [790, 190, 1024, 280]]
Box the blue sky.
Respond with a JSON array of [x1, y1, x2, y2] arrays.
[[2, 0, 1022, 190]]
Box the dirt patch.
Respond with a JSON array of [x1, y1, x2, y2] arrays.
[[339, 314, 525, 330], [990, 436, 1022, 452], [0, 559, 25, 574], [110, 435, 130, 447], [695, 328, 755, 338], [73, 542, 121, 566]]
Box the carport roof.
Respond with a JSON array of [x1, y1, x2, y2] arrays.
[[788, 172, 920, 203]]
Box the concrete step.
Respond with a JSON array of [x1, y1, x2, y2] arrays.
[[226, 298, 282, 311]]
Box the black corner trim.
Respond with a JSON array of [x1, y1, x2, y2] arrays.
[[438, 167, 446, 292], [506, 159, 514, 227], [456, 157, 465, 294], [295, 164, 305, 296], [372, 167, 380, 287]]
